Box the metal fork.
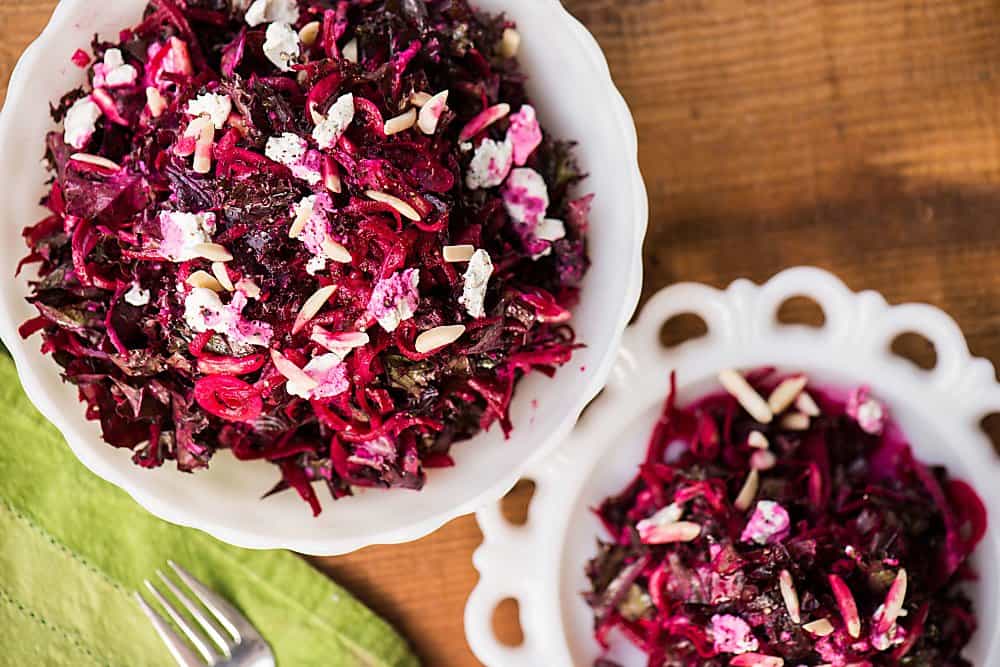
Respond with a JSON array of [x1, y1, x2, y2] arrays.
[[135, 560, 275, 667]]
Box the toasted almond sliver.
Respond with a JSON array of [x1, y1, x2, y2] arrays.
[[417, 90, 449, 135], [322, 237, 352, 263], [499, 28, 521, 59], [70, 152, 122, 171], [718, 369, 773, 424], [443, 244, 476, 262], [780, 412, 811, 431], [146, 87, 167, 118], [309, 102, 325, 125], [293, 284, 338, 334], [878, 569, 908, 633], [236, 278, 261, 299], [186, 270, 224, 291], [779, 570, 802, 624], [795, 391, 821, 417], [342, 38, 358, 63], [191, 243, 233, 262], [410, 91, 433, 107], [298, 21, 321, 46], [802, 618, 836, 637], [748, 430, 769, 450], [734, 468, 760, 511], [289, 199, 314, 239], [643, 521, 701, 544], [270, 349, 318, 391], [767, 375, 808, 414], [384, 108, 417, 136], [192, 120, 215, 174], [324, 169, 342, 194], [366, 190, 421, 221], [212, 261, 235, 291], [415, 324, 466, 353], [751, 449, 778, 471]]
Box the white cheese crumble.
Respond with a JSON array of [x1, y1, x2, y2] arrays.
[[466, 137, 513, 190], [245, 0, 300, 27], [459, 249, 493, 318], [265, 132, 307, 166], [159, 211, 217, 262], [306, 255, 327, 275], [185, 92, 232, 129], [64, 96, 103, 150], [312, 93, 355, 149], [183, 287, 225, 333], [263, 21, 301, 72], [124, 283, 151, 306], [285, 353, 343, 399], [98, 49, 138, 87], [531, 218, 566, 258]]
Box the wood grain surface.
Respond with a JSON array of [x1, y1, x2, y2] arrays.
[[5, 1, 1000, 664]]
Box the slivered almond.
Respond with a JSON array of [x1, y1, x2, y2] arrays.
[[877, 569, 908, 634], [298, 21, 321, 46], [191, 243, 233, 262], [322, 237, 352, 263], [366, 190, 421, 221], [293, 284, 337, 334], [309, 102, 325, 125], [415, 325, 466, 353], [729, 655, 784, 667], [192, 119, 215, 174], [718, 369, 773, 424], [289, 198, 314, 239], [146, 87, 167, 118], [212, 262, 234, 291], [734, 468, 760, 511], [499, 28, 521, 59], [641, 521, 701, 544], [311, 328, 370, 353], [802, 618, 836, 637], [384, 108, 417, 135], [748, 430, 769, 449], [443, 245, 476, 262], [795, 391, 821, 416], [779, 570, 801, 624], [342, 38, 358, 63], [410, 91, 432, 107], [767, 375, 808, 414], [417, 90, 449, 134], [829, 574, 862, 639], [70, 152, 121, 171], [236, 278, 261, 299], [186, 270, 224, 291], [780, 412, 811, 431], [270, 349, 318, 391], [751, 449, 777, 471]]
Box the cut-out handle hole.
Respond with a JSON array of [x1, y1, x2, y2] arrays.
[[890, 332, 938, 370], [659, 313, 708, 348], [776, 296, 826, 328], [500, 479, 536, 526], [492, 598, 524, 647], [980, 413, 1000, 456]]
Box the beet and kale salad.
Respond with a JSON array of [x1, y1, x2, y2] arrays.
[[18, 0, 593, 514], [586, 370, 988, 667]]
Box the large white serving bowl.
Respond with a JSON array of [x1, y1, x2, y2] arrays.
[[0, 0, 647, 555]]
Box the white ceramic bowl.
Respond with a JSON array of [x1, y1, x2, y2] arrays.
[[466, 267, 1000, 666], [0, 1, 646, 555]]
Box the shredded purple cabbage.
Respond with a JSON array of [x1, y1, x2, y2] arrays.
[[19, 0, 591, 514], [586, 370, 987, 667]]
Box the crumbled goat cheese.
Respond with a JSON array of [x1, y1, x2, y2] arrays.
[[740, 500, 791, 545], [466, 138, 513, 190], [367, 269, 420, 332], [93, 48, 138, 88], [285, 353, 350, 399], [312, 93, 355, 150], [245, 0, 299, 27], [124, 284, 150, 306], [159, 211, 217, 262], [306, 255, 327, 275], [183, 288, 273, 348], [459, 249, 493, 318], [711, 614, 760, 655], [186, 92, 232, 129], [64, 96, 103, 150], [263, 22, 300, 72], [265, 132, 307, 166], [507, 105, 542, 166]]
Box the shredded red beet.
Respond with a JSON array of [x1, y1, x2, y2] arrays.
[[20, 0, 591, 514], [585, 370, 986, 667]]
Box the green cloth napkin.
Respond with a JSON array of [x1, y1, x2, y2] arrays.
[[0, 354, 419, 667]]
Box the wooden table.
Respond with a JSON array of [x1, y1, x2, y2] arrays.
[[5, 1, 1000, 664]]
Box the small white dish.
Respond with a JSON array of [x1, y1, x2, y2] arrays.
[[466, 267, 1000, 666], [0, 0, 647, 555]]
